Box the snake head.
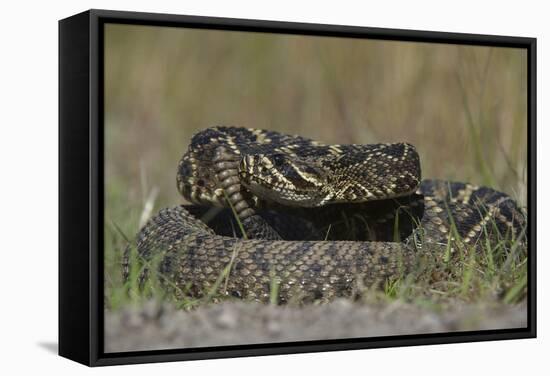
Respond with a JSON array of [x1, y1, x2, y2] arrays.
[[239, 142, 421, 207], [239, 153, 331, 207]]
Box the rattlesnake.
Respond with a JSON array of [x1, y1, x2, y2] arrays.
[[125, 127, 526, 303]]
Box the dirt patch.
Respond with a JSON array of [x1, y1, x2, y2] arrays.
[[105, 300, 527, 353]]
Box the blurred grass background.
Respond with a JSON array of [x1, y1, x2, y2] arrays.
[[104, 24, 527, 301]]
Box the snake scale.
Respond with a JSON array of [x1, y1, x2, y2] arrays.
[[125, 127, 526, 303]]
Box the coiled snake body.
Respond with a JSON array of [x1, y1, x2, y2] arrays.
[[127, 127, 526, 303]]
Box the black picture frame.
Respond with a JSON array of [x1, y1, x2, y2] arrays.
[[59, 9, 537, 367]]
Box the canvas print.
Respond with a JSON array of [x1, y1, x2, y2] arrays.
[[103, 23, 528, 352]]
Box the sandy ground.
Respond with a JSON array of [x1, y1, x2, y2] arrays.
[[105, 300, 527, 353]]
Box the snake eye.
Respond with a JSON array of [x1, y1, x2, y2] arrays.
[[270, 154, 287, 167]]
